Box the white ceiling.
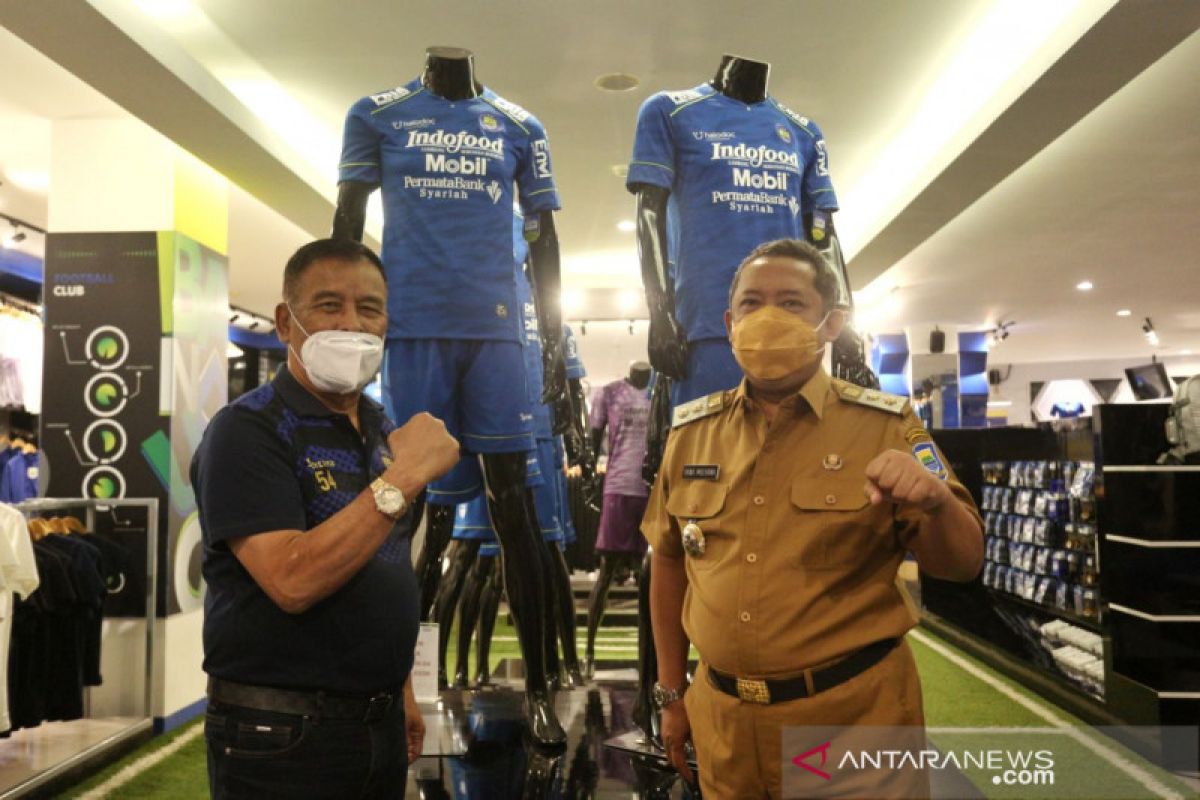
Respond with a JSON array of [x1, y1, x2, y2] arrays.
[[1, 0, 1198, 373]]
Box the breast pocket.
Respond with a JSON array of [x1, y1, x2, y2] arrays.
[[665, 482, 731, 570], [789, 477, 875, 568]]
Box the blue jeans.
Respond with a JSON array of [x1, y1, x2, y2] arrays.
[[205, 700, 407, 799]]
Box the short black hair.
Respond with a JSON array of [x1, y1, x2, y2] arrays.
[[727, 238, 840, 312], [282, 238, 386, 302]]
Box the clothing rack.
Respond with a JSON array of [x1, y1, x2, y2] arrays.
[[1, 497, 158, 800], [0, 294, 40, 317]]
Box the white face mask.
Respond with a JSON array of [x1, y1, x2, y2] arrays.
[[286, 304, 383, 395]]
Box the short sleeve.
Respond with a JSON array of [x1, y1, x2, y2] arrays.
[[891, 411, 982, 549], [191, 407, 306, 546], [800, 118, 839, 213], [563, 325, 586, 379], [515, 114, 562, 214], [338, 98, 383, 185], [588, 384, 610, 431], [626, 95, 675, 192], [640, 432, 683, 557]]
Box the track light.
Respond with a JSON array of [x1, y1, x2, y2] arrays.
[[1142, 317, 1159, 347], [1, 224, 25, 249]]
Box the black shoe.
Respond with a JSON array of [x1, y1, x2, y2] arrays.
[[524, 689, 567, 747]]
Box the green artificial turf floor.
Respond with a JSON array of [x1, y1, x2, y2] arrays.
[[55, 622, 1198, 799]]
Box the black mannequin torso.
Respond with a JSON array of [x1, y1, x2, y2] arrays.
[[422, 46, 482, 100], [627, 362, 652, 391], [711, 53, 770, 104]]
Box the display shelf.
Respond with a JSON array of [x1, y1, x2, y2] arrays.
[[986, 588, 1104, 633]]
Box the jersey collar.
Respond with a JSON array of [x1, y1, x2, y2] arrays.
[[272, 365, 384, 430]]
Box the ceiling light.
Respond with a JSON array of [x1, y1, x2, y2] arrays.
[[610, 164, 629, 178], [987, 400, 1013, 407], [1116, 309, 1131, 317], [594, 73, 640, 92], [3, 169, 49, 193], [1075, 280, 1093, 291], [1, 226, 25, 249], [617, 220, 635, 233], [133, 0, 193, 19], [562, 289, 584, 316], [1142, 317, 1159, 347], [618, 290, 640, 314], [1182, 349, 1193, 356]]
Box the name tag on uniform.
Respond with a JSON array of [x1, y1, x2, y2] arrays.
[[682, 464, 721, 481]]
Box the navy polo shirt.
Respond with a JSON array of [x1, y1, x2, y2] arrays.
[[192, 366, 420, 694]]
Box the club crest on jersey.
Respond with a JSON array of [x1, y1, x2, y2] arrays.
[[776, 123, 793, 144], [478, 112, 503, 133], [486, 181, 503, 204]]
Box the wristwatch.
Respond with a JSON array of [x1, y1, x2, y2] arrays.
[[370, 477, 407, 519], [652, 681, 686, 709]]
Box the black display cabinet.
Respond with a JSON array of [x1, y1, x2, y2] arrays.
[[1096, 403, 1200, 770]]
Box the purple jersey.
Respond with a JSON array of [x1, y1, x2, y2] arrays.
[[590, 380, 651, 497]]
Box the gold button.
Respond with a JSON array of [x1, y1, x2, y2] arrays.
[[739, 611, 751, 622], [753, 495, 765, 506], [825, 494, 837, 505], [746, 553, 757, 563]]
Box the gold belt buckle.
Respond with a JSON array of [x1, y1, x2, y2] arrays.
[[735, 677, 770, 704]]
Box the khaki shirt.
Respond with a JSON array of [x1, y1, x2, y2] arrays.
[[641, 369, 980, 678]]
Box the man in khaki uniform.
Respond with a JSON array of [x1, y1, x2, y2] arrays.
[[643, 239, 983, 799]]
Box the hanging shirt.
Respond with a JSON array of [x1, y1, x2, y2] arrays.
[[563, 324, 586, 380], [590, 380, 652, 498], [339, 79, 561, 342], [627, 83, 839, 342], [1, 452, 38, 503], [0, 503, 40, 733]]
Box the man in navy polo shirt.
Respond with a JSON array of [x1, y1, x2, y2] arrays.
[[192, 238, 459, 799]]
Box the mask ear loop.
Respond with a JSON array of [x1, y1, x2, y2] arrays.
[[284, 302, 311, 367]]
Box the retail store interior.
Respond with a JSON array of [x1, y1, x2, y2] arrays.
[[1, 1, 1199, 798]]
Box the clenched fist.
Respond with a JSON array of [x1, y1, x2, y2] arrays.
[[864, 449, 952, 513], [386, 412, 460, 489]]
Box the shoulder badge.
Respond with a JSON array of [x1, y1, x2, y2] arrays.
[[486, 94, 532, 124], [664, 88, 705, 106], [835, 382, 907, 416], [369, 86, 412, 107], [672, 391, 725, 428], [770, 100, 816, 137]]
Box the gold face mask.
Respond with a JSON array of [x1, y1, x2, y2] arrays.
[[731, 305, 830, 381]]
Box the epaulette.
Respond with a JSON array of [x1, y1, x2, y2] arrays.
[[834, 382, 907, 415], [672, 391, 725, 428]]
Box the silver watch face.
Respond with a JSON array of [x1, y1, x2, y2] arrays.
[[375, 482, 404, 515]]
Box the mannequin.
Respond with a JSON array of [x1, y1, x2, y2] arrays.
[[334, 47, 567, 745], [626, 52, 875, 744], [585, 362, 652, 672]]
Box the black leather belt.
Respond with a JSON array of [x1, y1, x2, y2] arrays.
[[207, 677, 398, 723], [708, 638, 900, 705]]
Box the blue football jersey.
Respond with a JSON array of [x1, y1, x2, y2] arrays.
[[514, 216, 553, 438], [563, 324, 585, 380], [339, 79, 561, 341], [627, 83, 838, 341]]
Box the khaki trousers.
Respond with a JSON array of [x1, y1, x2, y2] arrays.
[[685, 638, 930, 799]]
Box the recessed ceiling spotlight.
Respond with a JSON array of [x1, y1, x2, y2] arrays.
[[1116, 309, 1131, 317], [617, 220, 635, 233], [594, 73, 640, 92], [1076, 280, 1093, 291]]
